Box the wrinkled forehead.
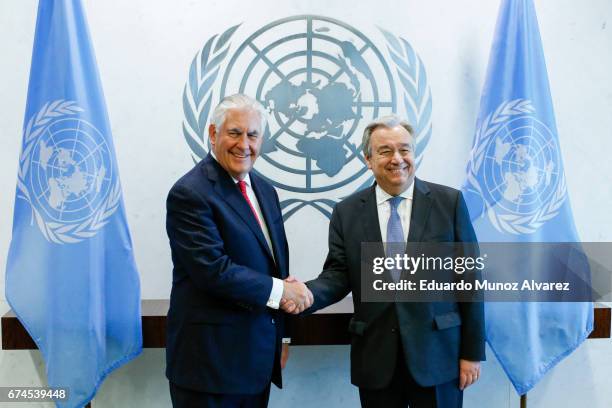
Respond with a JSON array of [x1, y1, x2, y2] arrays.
[[222, 108, 263, 131], [371, 125, 415, 147]]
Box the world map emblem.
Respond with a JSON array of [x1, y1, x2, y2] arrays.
[[465, 99, 567, 235], [17, 100, 121, 244], [183, 15, 432, 219]]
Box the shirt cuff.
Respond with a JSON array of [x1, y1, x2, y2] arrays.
[[266, 277, 284, 309]]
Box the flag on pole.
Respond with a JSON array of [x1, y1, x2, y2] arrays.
[[462, 0, 593, 395], [5, 1, 142, 406]]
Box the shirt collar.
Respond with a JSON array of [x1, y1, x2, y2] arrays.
[[375, 181, 414, 206], [210, 151, 252, 186]]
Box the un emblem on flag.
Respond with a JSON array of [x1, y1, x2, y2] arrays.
[[466, 99, 567, 235], [17, 100, 121, 244], [182, 15, 432, 219]]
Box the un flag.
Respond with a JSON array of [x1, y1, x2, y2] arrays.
[[462, 0, 593, 395], [5, 1, 142, 406]]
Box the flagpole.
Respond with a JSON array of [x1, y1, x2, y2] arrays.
[[520, 394, 527, 408]]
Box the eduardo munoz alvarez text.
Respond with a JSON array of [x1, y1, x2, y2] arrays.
[[370, 254, 571, 293]]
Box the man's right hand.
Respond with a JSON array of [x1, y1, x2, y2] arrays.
[[281, 277, 313, 314]]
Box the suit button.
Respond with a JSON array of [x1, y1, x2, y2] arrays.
[[271, 318, 276, 325], [391, 328, 397, 333]]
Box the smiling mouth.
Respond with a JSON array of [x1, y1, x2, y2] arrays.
[[231, 152, 249, 159], [388, 167, 407, 174]]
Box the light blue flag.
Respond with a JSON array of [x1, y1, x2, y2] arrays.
[[5, 1, 142, 406], [462, 0, 593, 395]]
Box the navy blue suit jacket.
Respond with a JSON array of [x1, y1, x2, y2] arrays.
[[306, 179, 485, 388], [165, 154, 289, 394]]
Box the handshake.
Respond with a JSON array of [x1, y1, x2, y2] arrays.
[[281, 276, 314, 314]]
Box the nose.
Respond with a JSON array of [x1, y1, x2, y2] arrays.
[[390, 150, 403, 163], [237, 134, 249, 150]]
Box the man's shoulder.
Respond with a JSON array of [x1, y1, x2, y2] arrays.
[[417, 178, 461, 201], [335, 186, 373, 211], [168, 160, 209, 196], [332, 180, 462, 210]]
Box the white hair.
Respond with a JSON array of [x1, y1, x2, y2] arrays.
[[211, 93, 268, 130], [362, 114, 414, 157]]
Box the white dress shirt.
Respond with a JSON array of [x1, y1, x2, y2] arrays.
[[375, 182, 415, 248]]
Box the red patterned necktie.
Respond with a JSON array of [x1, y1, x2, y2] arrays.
[[237, 180, 261, 225]]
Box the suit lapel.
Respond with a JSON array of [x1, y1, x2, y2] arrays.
[[204, 157, 274, 260], [360, 185, 392, 320], [407, 178, 432, 243], [361, 185, 383, 244], [251, 174, 283, 266]]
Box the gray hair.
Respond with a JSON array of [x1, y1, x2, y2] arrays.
[[362, 114, 414, 157], [211, 93, 269, 130]]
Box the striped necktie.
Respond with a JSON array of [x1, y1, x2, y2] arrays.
[[386, 196, 405, 282]]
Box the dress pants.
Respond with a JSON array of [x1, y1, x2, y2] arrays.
[[358, 337, 463, 408], [169, 382, 271, 408]]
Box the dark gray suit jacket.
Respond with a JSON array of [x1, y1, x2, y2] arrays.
[[306, 178, 485, 389]]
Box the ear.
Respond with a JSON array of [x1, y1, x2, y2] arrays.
[[365, 154, 373, 170], [208, 124, 217, 146]]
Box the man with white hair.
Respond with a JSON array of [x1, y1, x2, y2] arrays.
[[166, 94, 312, 407]]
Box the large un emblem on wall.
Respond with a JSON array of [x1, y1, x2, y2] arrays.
[[183, 15, 432, 218]]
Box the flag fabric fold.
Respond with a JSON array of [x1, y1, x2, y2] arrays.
[[5, 1, 142, 406], [462, 0, 593, 395]]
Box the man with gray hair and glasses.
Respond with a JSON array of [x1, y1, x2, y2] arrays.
[[283, 114, 485, 407], [166, 94, 312, 407]]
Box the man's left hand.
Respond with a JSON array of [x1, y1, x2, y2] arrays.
[[459, 359, 481, 390], [281, 344, 289, 369]]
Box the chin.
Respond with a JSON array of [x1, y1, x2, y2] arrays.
[[231, 167, 249, 176], [390, 178, 408, 186], [230, 160, 251, 170], [389, 179, 412, 192]]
